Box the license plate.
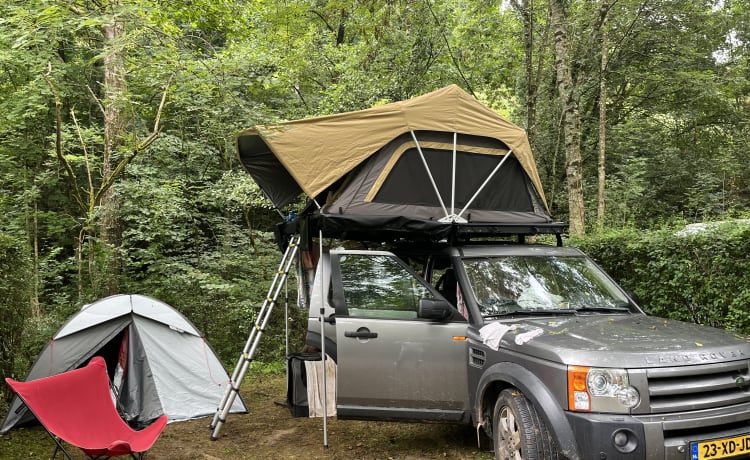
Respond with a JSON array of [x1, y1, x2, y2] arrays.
[[691, 434, 750, 459]]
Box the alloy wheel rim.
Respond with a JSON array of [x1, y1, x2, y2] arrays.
[[497, 406, 523, 460]]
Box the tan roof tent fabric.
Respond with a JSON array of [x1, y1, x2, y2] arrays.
[[237, 85, 547, 211]]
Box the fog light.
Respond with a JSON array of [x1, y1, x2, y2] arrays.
[[612, 429, 638, 453], [613, 431, 628, 447]]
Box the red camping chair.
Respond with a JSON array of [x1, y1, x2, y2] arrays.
[[5, 356, 167, 459]]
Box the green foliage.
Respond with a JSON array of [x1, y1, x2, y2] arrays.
[[575, 222, 750, 333], [2, 0, 750, 385], [116, 146, 305, 363], [0, 233, 32, 410]]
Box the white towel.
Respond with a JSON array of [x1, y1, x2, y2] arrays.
[[479, 322, 516, 350], [305, 356, 337, 417]]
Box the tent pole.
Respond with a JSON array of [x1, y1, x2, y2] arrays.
[[410, 130, 449, 219], [451, 132, 457, 215], [284, 266, 289, 387], [457, 150, 514, 220], [318, 228, 329, 447]]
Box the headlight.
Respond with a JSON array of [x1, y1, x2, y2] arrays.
[[567, 366, 640, 413]]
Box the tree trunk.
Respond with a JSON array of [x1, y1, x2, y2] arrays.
[[32, 191, 40, 317], [100, 17, 126, 295], [549, 0, 585, 235], [596, 5, 609, 225], [510, 0, 548, 148], [516, 0, 537, 144]]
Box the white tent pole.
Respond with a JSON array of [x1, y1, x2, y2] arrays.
[[451, 132, 457, 215], [457, 150, 514, 219], [410, 130, 449, 219], [318, 229, 329, 447], [284, 268, 289, 386]]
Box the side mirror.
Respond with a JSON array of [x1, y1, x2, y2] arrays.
[[418, 298, 453, 321]]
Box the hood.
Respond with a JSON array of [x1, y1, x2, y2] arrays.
[[490, 314, 750, 368]]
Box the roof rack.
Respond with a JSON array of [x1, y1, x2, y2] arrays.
[[275, 215, 568, 251]]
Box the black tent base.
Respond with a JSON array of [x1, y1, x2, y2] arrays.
[[275, 213, 569, 252]]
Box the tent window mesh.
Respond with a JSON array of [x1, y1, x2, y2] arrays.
[[373, 149, 534, 212]]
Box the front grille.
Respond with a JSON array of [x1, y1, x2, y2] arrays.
[[646, 360, 750, 413], [470, 348, 486, 368]]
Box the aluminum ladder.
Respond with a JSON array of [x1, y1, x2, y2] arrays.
[[210, 234, 301, 440]]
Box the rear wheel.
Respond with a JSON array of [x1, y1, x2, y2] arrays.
[[492, 388, 558, 460]]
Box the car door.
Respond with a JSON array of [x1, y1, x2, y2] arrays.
[[331, 250, 469, 422]]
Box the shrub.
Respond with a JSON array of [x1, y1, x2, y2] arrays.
[[574, 222, 750, 333]]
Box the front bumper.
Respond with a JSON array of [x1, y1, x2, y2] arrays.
[[566, 402, 750, 459]]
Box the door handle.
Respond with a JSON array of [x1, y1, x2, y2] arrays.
[[344, 328, 378, 339]]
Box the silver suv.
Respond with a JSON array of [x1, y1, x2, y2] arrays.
[[304, 242, 750, 459]]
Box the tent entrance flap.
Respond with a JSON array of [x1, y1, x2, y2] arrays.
[[325, 130, 540, 218]]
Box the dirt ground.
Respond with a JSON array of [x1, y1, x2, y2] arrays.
[[0, 372, 493, 460]]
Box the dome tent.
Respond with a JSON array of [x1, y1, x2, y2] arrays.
[[1, 294, 247, 433]]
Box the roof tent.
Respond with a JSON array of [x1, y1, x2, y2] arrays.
[[237, 85, 566, 243]]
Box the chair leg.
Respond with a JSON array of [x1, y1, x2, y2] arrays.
[[48, 434, 74, 460]]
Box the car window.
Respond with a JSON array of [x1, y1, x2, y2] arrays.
[[463, 255, 631, 317], [338, 253, 434, 320]]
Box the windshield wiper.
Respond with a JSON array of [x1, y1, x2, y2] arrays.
[[575, 306, 630, 314], [484, 309, 576, 319]]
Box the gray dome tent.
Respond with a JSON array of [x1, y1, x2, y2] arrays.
[[1, 294, 246, 433]]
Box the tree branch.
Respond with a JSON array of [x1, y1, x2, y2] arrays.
[[424, 0, 474, 96], [43, 63, 87, 214], [94, 74, 173, 206], [69, 108, 95, 208], [86, 84, 106, 117]]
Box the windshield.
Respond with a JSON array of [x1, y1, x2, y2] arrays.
[[463, 255, 632, 317]]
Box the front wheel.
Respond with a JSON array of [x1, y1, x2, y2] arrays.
[[492, 388, 559, 460]]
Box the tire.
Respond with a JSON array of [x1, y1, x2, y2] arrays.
[[492, 388, 559, 460]]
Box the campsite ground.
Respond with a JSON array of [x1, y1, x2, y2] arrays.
[[0, 371, 493, 459]]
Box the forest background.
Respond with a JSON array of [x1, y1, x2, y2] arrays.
[[1, 0, 749, 412]]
